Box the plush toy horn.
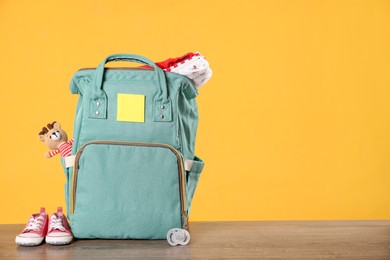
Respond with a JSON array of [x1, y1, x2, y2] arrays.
[[47, 121, 57, 130], [39, 127, 48, 136]]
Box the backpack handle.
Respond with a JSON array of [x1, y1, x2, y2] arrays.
[[90, 54, 172, 121], [93, 54, 168, 102]]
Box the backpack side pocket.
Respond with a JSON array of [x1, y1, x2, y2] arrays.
[[60, 157, 72, 216], [186, 156, 204, 214]]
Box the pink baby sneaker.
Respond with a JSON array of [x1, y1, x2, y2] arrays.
[[15, 207, 48, 246], [45, 207, 73, 245]]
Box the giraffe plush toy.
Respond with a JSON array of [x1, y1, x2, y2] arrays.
[[38, 121, 74, 158]]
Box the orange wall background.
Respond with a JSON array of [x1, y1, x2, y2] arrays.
[[1, 0, 390, 223]]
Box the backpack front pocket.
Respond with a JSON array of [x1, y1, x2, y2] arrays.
[[69, 141, 188, 239]]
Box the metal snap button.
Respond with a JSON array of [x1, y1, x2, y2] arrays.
[[96, 102, 100, 106], [95, 111, 100, 115], [160, 114, 165, 119], [160, 105, 165, 110]]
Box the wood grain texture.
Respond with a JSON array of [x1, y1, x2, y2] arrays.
[[1, 221, 390, 259]]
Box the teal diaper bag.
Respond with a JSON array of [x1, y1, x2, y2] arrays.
[[62, 54, 204, 239]]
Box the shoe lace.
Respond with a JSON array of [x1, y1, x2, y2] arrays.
[[24, 216, 44, 232], [49, 216, 65, 231]]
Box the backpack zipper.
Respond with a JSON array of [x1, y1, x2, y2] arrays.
[[77, 67, 152, 71], [69, 141, 188, 227]]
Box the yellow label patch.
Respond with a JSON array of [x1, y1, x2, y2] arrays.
[[117, 94, 145, 122]]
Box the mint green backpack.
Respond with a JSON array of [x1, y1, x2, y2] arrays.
[[61, 54, 204, 241]]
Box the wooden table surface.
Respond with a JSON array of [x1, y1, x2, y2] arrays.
[[1, 221, 390, 259]]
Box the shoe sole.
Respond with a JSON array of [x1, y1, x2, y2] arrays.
[[45, 236, 73, 245], [15, 236, 44, 247]]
